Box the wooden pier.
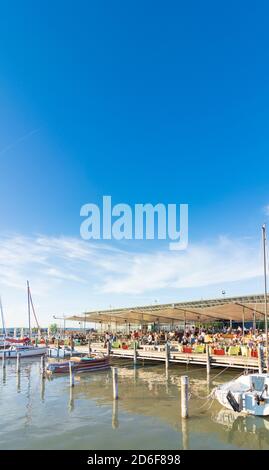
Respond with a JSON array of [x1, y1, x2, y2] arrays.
[[79, 343, 262, 371]]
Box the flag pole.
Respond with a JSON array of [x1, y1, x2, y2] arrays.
[[262, 224, 268, 371]]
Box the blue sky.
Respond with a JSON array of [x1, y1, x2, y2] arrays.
[[0, 1, 269, 326]]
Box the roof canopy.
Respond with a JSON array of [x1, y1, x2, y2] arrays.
[[67, 293, 268, 325]]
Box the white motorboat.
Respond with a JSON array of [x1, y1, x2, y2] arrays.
[[48, 346, 83, 358], [0, 344, 46, 358], [214, 373, 269, 416]]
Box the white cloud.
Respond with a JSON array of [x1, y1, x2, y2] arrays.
[[100, 235, 262, 294], [0, 232, 263, 325]]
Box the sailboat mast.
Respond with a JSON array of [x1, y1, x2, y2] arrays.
[[0, 296, 7, 336], [27, 280, 31, 339], [262, 224, 269, 371]]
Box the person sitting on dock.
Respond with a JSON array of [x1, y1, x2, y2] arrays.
[[147, 333, 153, 345], [182, 335, 189, 346]]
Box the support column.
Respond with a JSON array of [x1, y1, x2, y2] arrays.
[[112, 367, 118, 400], [181, 375, 189, 419], [206, 344, 211, 376], [69, 361, 74, 387], [133, 341, 137, 365], [242, 306, 245, 340], [40, 355, 45, 378], [253, 310, 256, 331], [16, 353, 21, 373], [165, 342, 170, 370], [258, 344, 263, 374]]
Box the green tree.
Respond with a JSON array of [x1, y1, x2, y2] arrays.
[[49, 323, 58, 335]]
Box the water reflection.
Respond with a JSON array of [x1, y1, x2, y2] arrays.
[[2, 359, 269, 449], [181, 418, 189, 450], [25, 367, 33, 426], [112, 399, 119, 429], [16, 372, 21, 393], [212, 408, 269, 449], [40, 375, 45, 402], [133, 366, 138, 384], [2, 366, 6, 385], [69, 386, 74, 412], [165, 367, 169, 384]]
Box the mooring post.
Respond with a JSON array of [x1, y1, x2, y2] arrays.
[[88, 338, 91, 355], [112, 367, 118, 400], [112, 397, 119, 429], [133, 341, 137, 365], [2, 352, 6, 369], [258, 344, 263, 374], [69, 361, 74, 387], [181, 375, 189, 419], [40, 374, 45, 401], [69, 386, 74, 412], [206, 344, 211, 376], [16, 352, 21, 373], [165, 342, 170, 370], [57, 342, 60, 358], [40, 355, 45, 378]]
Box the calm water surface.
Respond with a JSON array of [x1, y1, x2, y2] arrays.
[[0, 357, 269, 450]]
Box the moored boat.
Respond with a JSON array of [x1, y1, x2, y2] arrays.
[[48, 346, 84, 358], [46, 355, 110, 374], [214, 225, 269, 417], [1, 336, 30, 346], [214, 373, 269, 416], [0, 335, 12, 348], [0, 344, 46, 358]]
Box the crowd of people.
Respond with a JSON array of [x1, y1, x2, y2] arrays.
[[100, 324, 268, 354], [43, 324, 268, 357]]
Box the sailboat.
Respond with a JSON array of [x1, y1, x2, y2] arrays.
[[0, 282, 46, 358], [214, 224, 269, 416], [0, 296, 7, 347], [0, 297, 17, 347]]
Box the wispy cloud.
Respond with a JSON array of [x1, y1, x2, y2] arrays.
[[0, 232, 262, 296], [0, 128, 40, 157], [0, 232, 264, 325]]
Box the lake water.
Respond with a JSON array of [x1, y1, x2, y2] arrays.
[[0, 357, 269, 450]]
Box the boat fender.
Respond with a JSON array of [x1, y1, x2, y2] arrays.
[[226, 391, 241, 412]]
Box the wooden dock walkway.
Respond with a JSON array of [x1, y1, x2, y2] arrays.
[[79, 343, 262, 371]]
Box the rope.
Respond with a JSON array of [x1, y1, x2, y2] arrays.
[[189, 393, 214, 411], [190, 388, 216, 401], [210, 366, 230, 380]]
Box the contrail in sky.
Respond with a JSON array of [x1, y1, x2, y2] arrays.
[[0, 127, 41, 157]]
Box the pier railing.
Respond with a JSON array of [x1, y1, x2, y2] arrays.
[[84, 342, 261, 371]]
